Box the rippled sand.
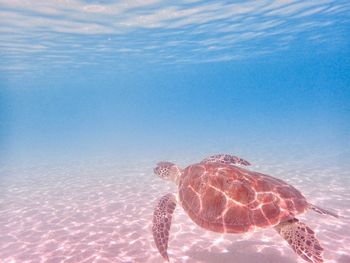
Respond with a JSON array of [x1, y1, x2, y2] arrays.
[[1, 154, 349, 263]]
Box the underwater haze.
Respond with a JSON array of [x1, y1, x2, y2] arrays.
[[1, 1, 350, 262]]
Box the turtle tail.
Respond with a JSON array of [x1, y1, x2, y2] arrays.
[[308, 203, 339, 218]]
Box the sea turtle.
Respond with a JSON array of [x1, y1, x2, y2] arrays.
[[152, 154, 338, 263]]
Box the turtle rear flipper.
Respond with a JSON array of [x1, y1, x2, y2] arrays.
[[274, 218, 324, 263], [152, 193, 177, 262], [201, 154, 251, 166]]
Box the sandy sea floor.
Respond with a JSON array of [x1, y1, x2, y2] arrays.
[[1, 150, 350, 263]]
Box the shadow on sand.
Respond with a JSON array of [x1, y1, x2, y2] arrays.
[[186, 240, 297, 263]]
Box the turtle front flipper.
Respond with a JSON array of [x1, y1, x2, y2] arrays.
[[274, 218, 324, 263], [152, 193, 177, 262], [201, 154, 251, 166]]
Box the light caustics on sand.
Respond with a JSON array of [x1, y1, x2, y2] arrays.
[[0, 157, 349, 263]]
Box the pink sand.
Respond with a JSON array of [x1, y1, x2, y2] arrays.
[[0, 156, 349, 263]]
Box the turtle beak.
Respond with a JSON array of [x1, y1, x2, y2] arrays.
[[153, 166, 159, 175]]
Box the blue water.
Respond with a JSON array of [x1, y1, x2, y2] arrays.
[[1, 0, 349, 165], [0, 1, 350, 262]]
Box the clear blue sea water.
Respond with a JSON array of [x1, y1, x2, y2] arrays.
[[1, 1, 350, 262]]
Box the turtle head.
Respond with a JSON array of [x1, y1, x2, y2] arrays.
[[154, 161, 181, 185]]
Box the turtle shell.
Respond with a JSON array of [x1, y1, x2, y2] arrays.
[[178, 163, 308, 233]]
